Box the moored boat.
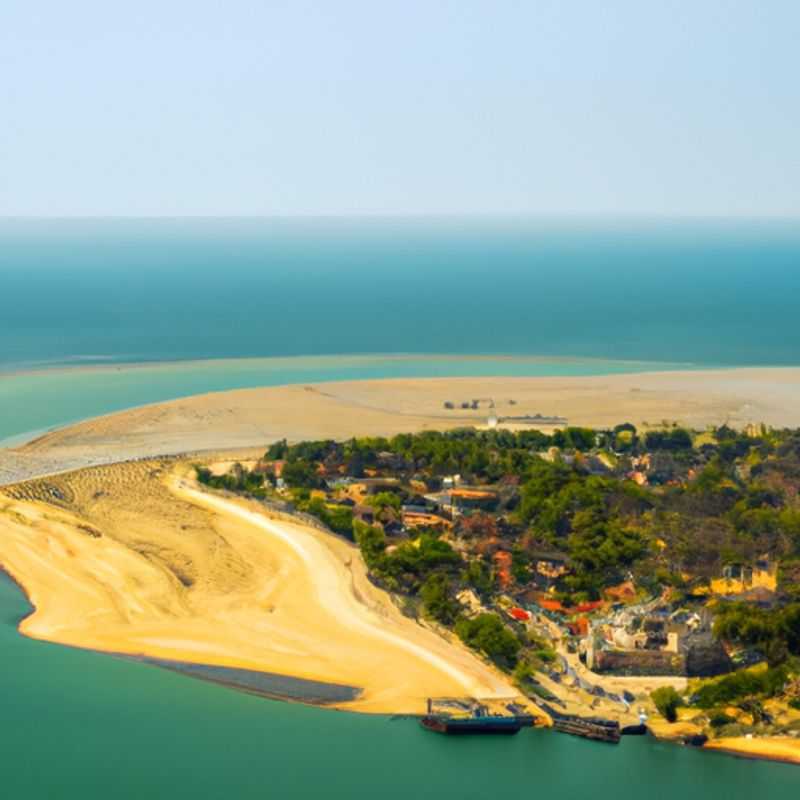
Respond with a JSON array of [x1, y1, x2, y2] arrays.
[[420, 714, 524, 735], [420, 699, 527, 735]]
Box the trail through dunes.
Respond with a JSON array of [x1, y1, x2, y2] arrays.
[[0, 460, 518, 713]]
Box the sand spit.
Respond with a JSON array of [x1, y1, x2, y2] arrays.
[[3, 367, 800, 487], [0, 460, 518, 714]]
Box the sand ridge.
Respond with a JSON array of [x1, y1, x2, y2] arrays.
[[0, 460, 519, 714]]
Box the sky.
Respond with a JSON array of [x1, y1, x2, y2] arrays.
[[1, 1, 798, 217]]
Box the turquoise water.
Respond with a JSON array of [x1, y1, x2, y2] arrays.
[[2, 573, 798, 799], [3, 218, 800, 796], [1, 217, 799, 369], [0, 354, 690, 443]]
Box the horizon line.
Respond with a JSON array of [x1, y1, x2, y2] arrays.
[[1, 212, 800, 222]]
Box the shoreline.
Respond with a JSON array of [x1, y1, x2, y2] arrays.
[[2, 369, 800, 762], [0, 351, 702, 379], [0, 354, 716, 453], [704, 738, 800, 767], [4, 366, 800, 487], [0, 463, 524, 715], [1, 461, 799, 764]]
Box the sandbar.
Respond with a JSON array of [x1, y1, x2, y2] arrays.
[[3, 367, 800, 486]]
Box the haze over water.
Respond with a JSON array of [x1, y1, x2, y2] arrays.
[[2, 217, 799, 370]]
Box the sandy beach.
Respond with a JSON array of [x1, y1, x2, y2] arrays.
[[0, 459, 520, 714], [704, 737, 800, 766], [3, 367, 800, 486]]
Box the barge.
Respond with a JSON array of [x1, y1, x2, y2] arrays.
[[420, 699, 527, 735]]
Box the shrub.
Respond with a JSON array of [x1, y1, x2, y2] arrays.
[[708, 710, 736, 729], [692, 665, 788, 708], [651, 686, 683, 722]]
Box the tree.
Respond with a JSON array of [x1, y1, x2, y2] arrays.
[[353, 521, 386, 569], [651, 686, 683, 722], [645, 429, 692, 451], [462, 559, 493, 596], [455, 613, 521, 668], [420, 574, 461, 624], [282, 458, 324, 489], [366, 492, 402, 513], [265, 439, 289, 460]]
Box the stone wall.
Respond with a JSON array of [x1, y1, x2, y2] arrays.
[[592, 649, 685, 677]]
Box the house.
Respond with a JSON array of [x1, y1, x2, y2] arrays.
[[456, 588, 485, 617], [357, 477, 403, 495], [586, 606, 730, 677], [532, 552, 569, 580], [401, 507, 452, 531], [710, 556, 777, 596]]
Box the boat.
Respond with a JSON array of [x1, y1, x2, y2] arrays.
[[420, 714, 524, 735], [420, 701, 524, 735]]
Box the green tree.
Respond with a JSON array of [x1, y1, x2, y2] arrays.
[[354, 521, 386, 569], [420, 573, 461, 624], [651, 686, 683, 722], [265, 439, 289, 460], [455, 613, 521, 668], [366, 492, 402, 513], [282, 458, 324, 489]]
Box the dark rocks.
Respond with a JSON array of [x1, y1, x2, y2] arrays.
[[683, 734, 708, 747]]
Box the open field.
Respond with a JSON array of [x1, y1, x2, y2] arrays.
[[3, 367, 800, 486], [0, 460, 522, 714]]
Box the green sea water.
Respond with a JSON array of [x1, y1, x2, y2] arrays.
[[2, 573, 798, 799], [3, 217, 800, 796]]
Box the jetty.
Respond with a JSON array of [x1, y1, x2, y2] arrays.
[[540, 703, 622, 744], [420, 697, 540, 735]]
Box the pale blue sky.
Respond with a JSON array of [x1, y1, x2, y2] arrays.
[[1, 1, 798, 216]]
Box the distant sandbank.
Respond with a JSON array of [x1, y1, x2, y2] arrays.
[[2, 367, 800, 486]]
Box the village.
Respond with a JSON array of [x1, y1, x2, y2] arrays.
[[198, 420, 800, 743]]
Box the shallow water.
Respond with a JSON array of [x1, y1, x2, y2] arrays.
[[1, 573, 798, 799], [0, 353, 688, 443]]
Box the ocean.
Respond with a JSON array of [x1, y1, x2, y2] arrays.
[[2, 573, 799, 799], [2, 217, 800, 797], [1, 216, 799, 370]]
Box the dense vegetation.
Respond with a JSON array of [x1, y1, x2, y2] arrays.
[[198, 423, 800, 681]]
